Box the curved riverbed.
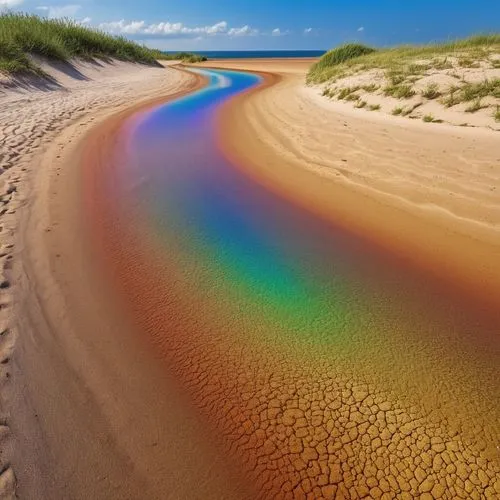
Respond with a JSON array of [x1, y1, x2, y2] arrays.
[[85, 68, 500, 498]]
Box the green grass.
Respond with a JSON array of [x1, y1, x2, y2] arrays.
[[355, 100, 367, 108], [337, 86, 360, 100], [494, 106, 500, 122], [384, 83, 416, 99], [392, 106, 404, 115], [308, 34, 500, 85], [368, 104, 381, 111], [422, 114, 443, 123], [461, 78, 500, 100], [345, 92, 360, 102], [361, 83, 379, 92], [458, 58, 481, 68], [161, 51, 207, 63], [402, 102, 423, 116], [0, 13, 205, 75], [421, 82, 441, 99], [441, 90, 461, 108], [307, 43, 376, 83], [439, 78, 500, 108], [465, 98, 487, 113]]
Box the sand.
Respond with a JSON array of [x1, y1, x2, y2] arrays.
[[205, 59, 500, 308], [1, 60, 254, 499], [1, 56, 499, 498]]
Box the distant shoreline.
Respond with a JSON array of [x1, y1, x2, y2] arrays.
[[173, 50, 326, 59]]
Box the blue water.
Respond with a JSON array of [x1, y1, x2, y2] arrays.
[[168, 50, 325, 59]]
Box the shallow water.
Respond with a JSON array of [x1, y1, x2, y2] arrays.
[[95, 68, 500, 497]]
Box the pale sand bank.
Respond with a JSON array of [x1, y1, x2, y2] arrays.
[[1, 61, 252, 498]]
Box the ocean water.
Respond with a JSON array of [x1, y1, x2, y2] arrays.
[[172, 50, 325, 59], [88, 68, 500, 496]]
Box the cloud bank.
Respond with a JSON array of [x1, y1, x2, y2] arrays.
[[97, 19, 260, 38]]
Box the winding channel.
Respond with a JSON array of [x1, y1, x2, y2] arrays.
[[84, 68, 500, 498]]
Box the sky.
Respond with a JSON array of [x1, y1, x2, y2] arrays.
[[2, 0, 499, 51]]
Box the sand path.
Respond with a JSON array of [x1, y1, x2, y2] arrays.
[[1, 62, 253, 499]]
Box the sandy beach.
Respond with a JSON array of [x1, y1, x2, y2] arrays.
[[1, 55, 499, 499], [1, 61, 254, 499]]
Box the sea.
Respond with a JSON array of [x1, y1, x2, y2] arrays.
[[187, 50, 326, 59]]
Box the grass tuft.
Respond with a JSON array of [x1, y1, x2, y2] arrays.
[[355, 100, 367, 108], [337, 86, 360, 100], [421, 82, 441, 99], [368, 103, 381, 111], [384, 83, 415, 99], [392, 106, 403, 115], [423, 114, 435, 122], [465, 98, 487, 113], [494, 106, 500, 122], [461, 78, 500, 101], [361, 83, 380, 92]]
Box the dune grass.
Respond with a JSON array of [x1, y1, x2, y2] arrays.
[[307, 43, 376, 83], [0, 13, 205, 75], [307, 34, 500, 85], [309, 34, 500, 126]]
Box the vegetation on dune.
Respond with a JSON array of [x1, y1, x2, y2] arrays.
[[494, 106, 500, 122], [158, 51, 207, 63], [0, 13, 205, 75], [310, 34, 500, 127], [308, 35, 500, 85], [307, 43, 376, 83]]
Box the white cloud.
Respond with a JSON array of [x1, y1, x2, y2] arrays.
[[304, 27, 313, 35], [37, 4, 81, 19], [271, 28, 289, 37], [98, 19, 146, 34], [0, 0, 23, 7], [98, 19, 259, 39], [357, 26, 365, 32], [80, 16, 91, 25], [228, 25, 258, 37]]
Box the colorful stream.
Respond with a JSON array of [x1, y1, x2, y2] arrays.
[[88, 69, 500, 498]]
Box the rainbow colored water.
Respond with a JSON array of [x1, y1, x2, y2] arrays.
[[91, 69, 500, 497]]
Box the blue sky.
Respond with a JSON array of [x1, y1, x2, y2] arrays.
[[3, 0, 500, 50]]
